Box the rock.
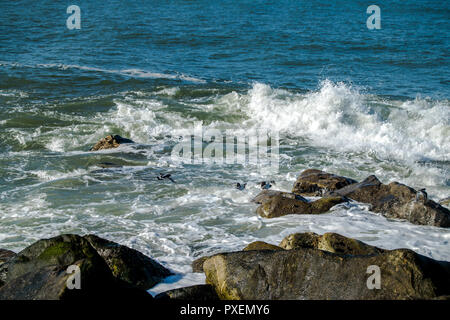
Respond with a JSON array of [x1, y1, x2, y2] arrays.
[[255, 190, 346, 218], [439, 197, 450, 208], [292, 169, 358, 196], [0, 249, 16, 265], [279, 232, 384, 255], [90, 135, 134, 151], [252, 190, 308, 204], [154, 284, 219, 300], [0, 234, 154, 300], [330, 175, 450, 227], [192, 256, 209, 273], [84, 234, 172, 289], [203, 234, 450, 300], [243, 241, 284, 251]]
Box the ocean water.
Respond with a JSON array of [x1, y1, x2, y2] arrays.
[[0, 1, 449, 294]]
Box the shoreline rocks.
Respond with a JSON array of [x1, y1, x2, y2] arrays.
[[292, 169, 357, 196], [90, 134, 134, 151], [0, 234, 170, 300], [201, 232, 450, 300]]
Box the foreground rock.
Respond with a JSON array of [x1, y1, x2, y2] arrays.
[[329, 175, 450, 227], [0, 234, 170, 299], [202, 232, 450, 300], [254, 190, 346, 218], [90, 134, 134, 151], [292, 169, 357, 196], [155, 284, 219, 300], [84, 235, 172, 289]]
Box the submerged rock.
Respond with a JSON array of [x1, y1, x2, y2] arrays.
[[154, 284, 219, 300], [329, 175, 450, 227], [90, 134, 134, 151], [254, 190, 346, 218], [0, 234, 164, 300], [84, 234, 172, 290], [292, 169, 358, 196], [203, 233, 450, 300]]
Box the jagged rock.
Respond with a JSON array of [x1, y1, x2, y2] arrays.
[[243, 241, 284, 251], [292, 169, 358, 196], [154, 284, 219, 300], [203, 233, 450, 300], [90, 135, 134, 151], [84, 234, 172, 289], [0, 234, 156, 300], [279, 232, 384, 255], [254, 190, 346, 218], [192, 256, 209, 273], [329, 175, 450, 227], [0, 249, 15, 265]]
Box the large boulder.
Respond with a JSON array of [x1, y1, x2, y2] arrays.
[[254, 190, 346, 218], [203, 233, 450, 300], [154, 284, 220, 300], [330, 175, 450, 227], [84, 234, 172, 289], [0, 234, 162, 300], [292, 169, 358, 196], [243, 241, 284, 251], [90, 134, 134, 151]]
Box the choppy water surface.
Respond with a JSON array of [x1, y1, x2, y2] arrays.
[[0, 0, 449, 292]]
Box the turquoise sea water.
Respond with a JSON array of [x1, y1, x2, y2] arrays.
[[0, 0, 449, 292]]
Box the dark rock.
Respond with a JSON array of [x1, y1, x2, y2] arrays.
[[0, 234, 154, 300], [154, 284, 219, 300], [279, 232, 384, 255], [90, 135, 134, 151], [203, 234, 450, 300], [192, 256, 209, 273], [0, 249, 16, 265], [252, 190, 308, 204], [84, 234, 172, 289], [292, 169, 358, 196], [255, 190, 346, 218], [243, 241, 284, 251], [330, 175, 450, 227]]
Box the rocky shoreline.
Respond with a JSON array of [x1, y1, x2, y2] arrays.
[[0, 136, 449, 300]]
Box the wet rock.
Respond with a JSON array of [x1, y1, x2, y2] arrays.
[[330, 175, 450, 227], [252, 190, 307, 204], [84, 234, 172, 290], [0, 234, 154, 300], [279, 232, 384, 255], [154, 284, 219, 300], [90, 134, 134, 151], [192, 256, 209, 273], [0, 249, 16, 265], [292, 169, 358, 196], [255, 190, 346, 218], [203, 233, 450, 300], [243, 241, 284, 251]]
